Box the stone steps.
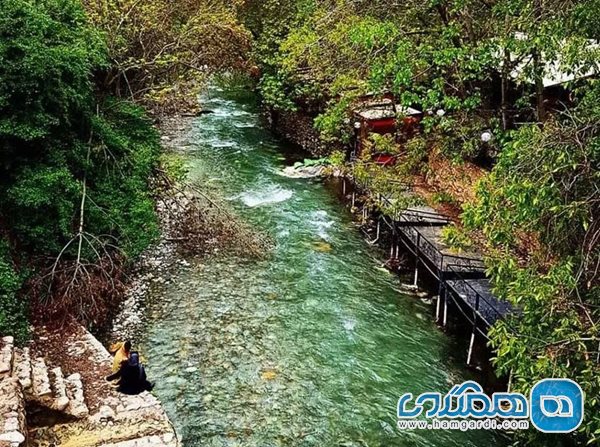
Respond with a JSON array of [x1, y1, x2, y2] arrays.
[[25, 356, 90, 419], [13, 347, 32, 390], [3, 328, 178, 447], [65, 373, 90, 418], [49, 367, 70, 411], [0, 335, 93, 446], [0, 336, 15, 379], [30, 357, 52, 399], [0, 377, 27, 447], [23, 326, 178, 446]]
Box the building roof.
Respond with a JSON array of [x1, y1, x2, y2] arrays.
[[354, 98, 422, 121], [498, 33, 599, 88]]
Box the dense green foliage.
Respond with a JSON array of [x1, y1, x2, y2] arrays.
[[240, 0, 600, 444], [242, 0, 600, 157], [1, 0, 599, 443], [463, 84, 600, 444], [0, 0, 105, 143], [0, 0, 256, 336], [0, 0, 162, 333], [84, 0, 252, 112], [0, 239, 28, 344]]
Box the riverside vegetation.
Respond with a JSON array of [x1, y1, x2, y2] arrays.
[[0, 0, 599, 446], [0, 0, 250, 338], [238, 1, 599, 445]]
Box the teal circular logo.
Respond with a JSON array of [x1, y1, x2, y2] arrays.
[[530, 379, 584, 433]]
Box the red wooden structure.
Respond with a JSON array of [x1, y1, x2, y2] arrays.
[[352, 95, 422, 164]]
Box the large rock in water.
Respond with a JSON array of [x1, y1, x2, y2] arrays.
[[280, 165, 324, 178]]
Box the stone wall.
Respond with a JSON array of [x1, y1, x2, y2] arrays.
[[0, 336, 27, 447], [0, 376, 26, 447], [267, 109, 327, 156]]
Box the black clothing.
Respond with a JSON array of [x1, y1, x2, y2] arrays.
[[106, 351, 153, 395]]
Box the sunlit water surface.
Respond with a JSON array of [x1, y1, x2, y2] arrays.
[[136, 88, 507, 447]]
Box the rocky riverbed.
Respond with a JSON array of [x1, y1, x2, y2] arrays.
[[105, 86, 508, 447]]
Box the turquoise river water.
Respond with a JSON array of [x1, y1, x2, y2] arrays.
[[136, 88, 508, 447]]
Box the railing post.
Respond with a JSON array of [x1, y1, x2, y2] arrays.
[[467, 324, 476, 366], [436, 272, 445, 325], [443, 289, 448, 327], [414, 232, 420, 286]]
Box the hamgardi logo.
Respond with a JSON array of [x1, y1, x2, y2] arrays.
[[530, 378, 584, 433], [397, 378, 584, 433]]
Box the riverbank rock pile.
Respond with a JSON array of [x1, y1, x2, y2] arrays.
[[110, 238, 182, 343], [280, 165, 325, 179], [0, 330, 178, 447]]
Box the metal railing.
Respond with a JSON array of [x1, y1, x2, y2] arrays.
[[397, 208, 451, 226], [398, 225, 486, 280], [444, 264, 513, 328]]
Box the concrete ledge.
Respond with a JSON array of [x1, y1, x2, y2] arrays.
[[28, 326, 179, 447]]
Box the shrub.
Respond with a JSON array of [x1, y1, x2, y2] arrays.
[[0, 240, 28, 343]]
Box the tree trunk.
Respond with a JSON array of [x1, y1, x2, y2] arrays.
[[533, 0, 546, 123]]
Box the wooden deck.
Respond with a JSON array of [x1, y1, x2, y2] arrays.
[[348, 179, 514, 339], [346, 151, 513, 366], [445, 277, 513, 327]]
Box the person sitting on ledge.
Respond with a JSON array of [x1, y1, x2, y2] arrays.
[[106, 351, 154, 395], [109, 340, 131, 372]]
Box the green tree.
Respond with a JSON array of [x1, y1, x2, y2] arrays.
[[464, 82, 600, 444], [0, 0, 163, 329], [84, 0, 252, 113]]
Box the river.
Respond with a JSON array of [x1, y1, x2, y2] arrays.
[[134, 87, 507, 447]]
